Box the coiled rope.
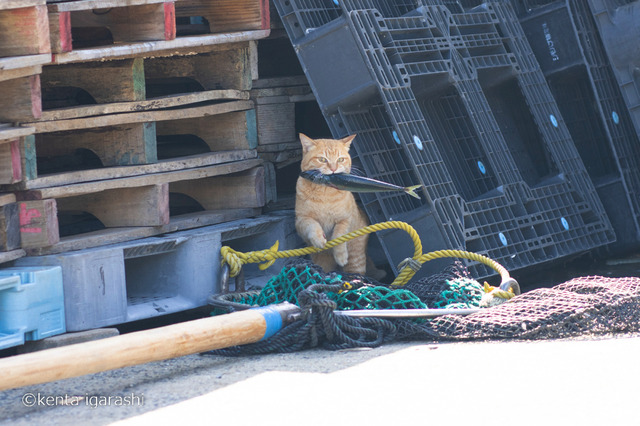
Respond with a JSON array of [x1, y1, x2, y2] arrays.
[[220, 220, 519, 296]]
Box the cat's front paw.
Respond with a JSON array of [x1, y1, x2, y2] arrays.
[[333, 246, 348, 267], [309, 232, 327, 249]]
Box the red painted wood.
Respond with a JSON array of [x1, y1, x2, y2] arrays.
[[29, 74, 42, 120], [19, 202, 42, 234], [164, 2, 176, 41], [59, 11, 72, 52], [261, 0, 270, 30]]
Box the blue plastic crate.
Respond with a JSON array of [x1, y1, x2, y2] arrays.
[[0, 266, 65, 350]]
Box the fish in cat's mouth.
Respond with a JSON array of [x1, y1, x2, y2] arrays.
[[300, 170, 422, 199]]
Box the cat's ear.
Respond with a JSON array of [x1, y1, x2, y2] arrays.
[[341, 134, 357, 149], [299, 133, 316, 152]]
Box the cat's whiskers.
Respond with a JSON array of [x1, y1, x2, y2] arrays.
[[349, 166, 366, 177]]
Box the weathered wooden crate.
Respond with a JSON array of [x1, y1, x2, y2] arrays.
[[47, 0, 176, 54], [13, 100, 256, 182], [175, 0, 269, 35], [45, 0, 268, 65], [0, 1, 50, 60], [250, 76, 318, 169], [0, 193, 20, 255], [0, 126, 35, 185], [145, 42, 256, 94], [0, 65, 42, 123], [251, 80, 314, 146], [15, 158, 266, 254], [38, 42, 254, 120]]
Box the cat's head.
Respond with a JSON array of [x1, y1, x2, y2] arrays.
[[299, 133, 356, 174]]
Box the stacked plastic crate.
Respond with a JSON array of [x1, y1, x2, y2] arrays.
[[587, 0, 640, 138], [273, 0, 616, 278], [505, 0, 640, 253]]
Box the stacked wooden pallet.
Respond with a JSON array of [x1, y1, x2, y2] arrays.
[[0, 0, 50, 263], [1, 0, 273, 259], [252, 75, 314, 169], [0, 0, 328, 343]]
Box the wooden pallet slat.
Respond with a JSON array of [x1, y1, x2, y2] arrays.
[[56, 183, 170, 227], [0, 72, 42, 122], [37, 121, 157, 167], [47, 9, 70, 53], [255, 101, 296, 146], [26, 207, 261, 256], [15, 158, 263, 254], [21, 158, 262, 199], [40, 89, 248, 121], [175, 0, 269, 34], [1, 1, 46, 11], [145, 43, 254, 93], [170, 166, 265, 210], [17, 100, 256, 180], [12, 99, 253, 179], [0, 3, 50, 58], [50, 29, 269, 64], [18, 198, 58, 249], [0, 125, 31, 185], [0, 194, 20, 251], [14, 149, 257, 190], [252, 88, 315, 151], [156, 109, 257, 153], [0, 54, 50, 73], [48, 0, 176, 54], [30, 99, 253, 132], [41, 58, 146, 107], [0, 139, 23, 184], [38, 43, 253, 117], [249, 80, 316, 171]]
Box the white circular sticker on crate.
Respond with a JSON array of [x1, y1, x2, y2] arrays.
[[477, 161, 486, 175], [413, 135, 423, 150], [612, 111, 620, 124], [499, 232, 508, 246], [561, 217, 570, 230], [392, 131, 401, 144], [550, 114, 558, 128]]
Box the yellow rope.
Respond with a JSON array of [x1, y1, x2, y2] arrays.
[[220, 220, 515, 289], [480, 282, 516, 307]]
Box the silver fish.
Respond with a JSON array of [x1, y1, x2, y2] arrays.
[[300, 170, 421, 199]]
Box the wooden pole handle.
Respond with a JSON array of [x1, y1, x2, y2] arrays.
[[0, 304, 298, 391]]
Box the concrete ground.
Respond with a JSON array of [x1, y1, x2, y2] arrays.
[[1, 333, 639, 425], [1, 255, 638, 425]]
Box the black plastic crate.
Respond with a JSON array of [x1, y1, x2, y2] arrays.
[[587, 0, 640, 150], [273, 0, 616, 278], [512, 0, 640, 251]]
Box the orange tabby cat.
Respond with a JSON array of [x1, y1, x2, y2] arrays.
[[295, 133, 371, 275]]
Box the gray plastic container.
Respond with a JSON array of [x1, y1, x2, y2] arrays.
[[16, 214, 297, 331]]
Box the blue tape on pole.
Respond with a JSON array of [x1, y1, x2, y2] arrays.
[[252, 305, 283, 341]]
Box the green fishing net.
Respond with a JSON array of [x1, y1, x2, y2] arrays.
[[208, 259, 640, 355], [213, 259, 482, 311]]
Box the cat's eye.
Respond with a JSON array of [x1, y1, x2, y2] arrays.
[[337, 157, 346, 163], [317, 157, 328, 163]]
